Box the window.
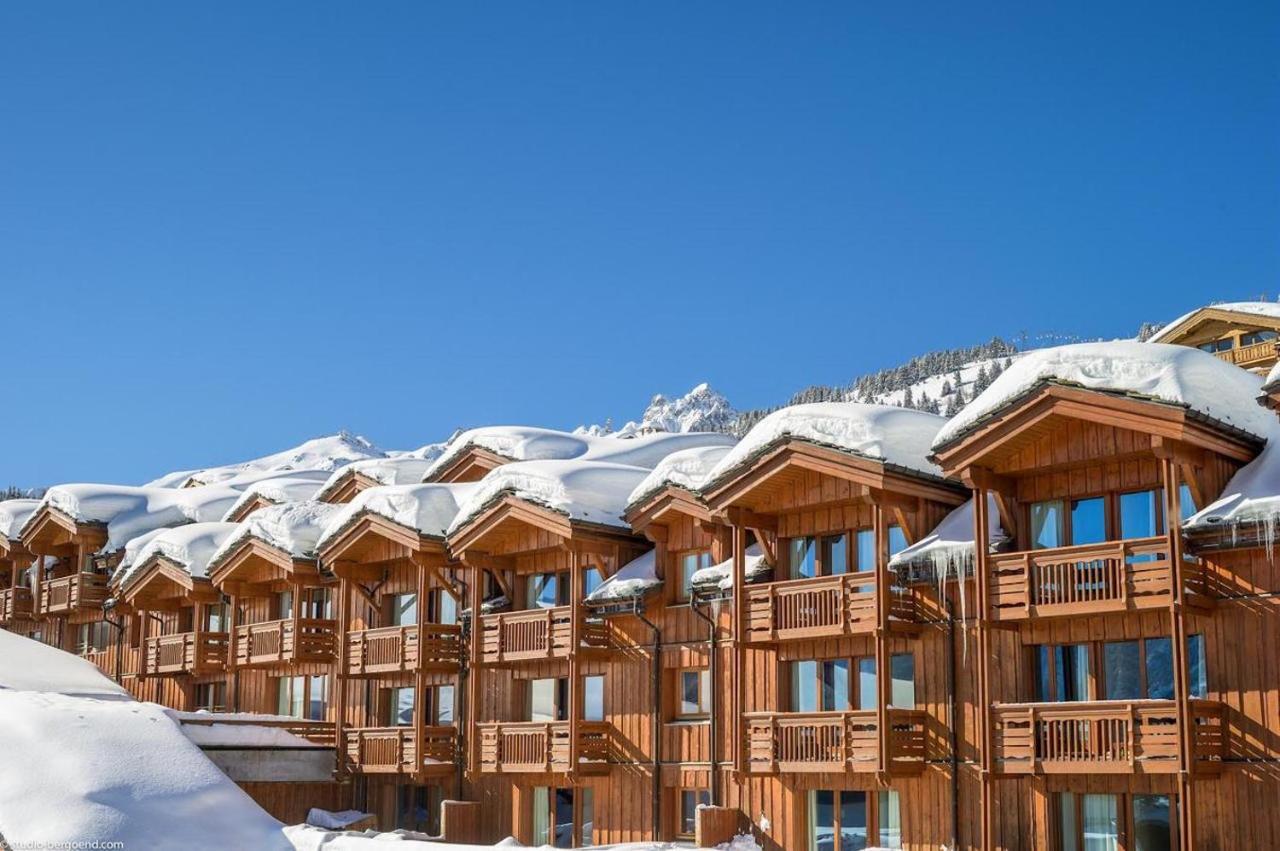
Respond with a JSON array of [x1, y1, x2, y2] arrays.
[[1070, 497, 1107, 546], [76, 621, 112, 655], [583, 566, 603, 597], [808, 790, 867, 851], [300, 587, 333, 619], [1103, 641, 1143, 700], [878, 790, 902, 849], [429, 590, 458, 625], [1119, 489, 1162, 540], [579, 787, 594, 847], [431, 684, 455, 725], [390, 593, 418, 626], [193, 681, 226, 712], [789, 537, 817, 579], [679, 789, 710, 837], [820, 534, 848, 575], [1241, 330, 1278, 347], [203, 603, 227, 633], [792, 654, 909, 711], [277, 675, 328, 720], [1197, 338, 1233, 353], [888, 525, 908, 557], [527, 573, 566, 609], [854, 530, 875, 571], [678, 551, 712, 601], [531, 786, 578, 848], [276, 589, 294, 619], [395, 785, 442, 836], [890, 654, 915, 708], [583, 675, 605, 721], [1187, 634, 1207, 698], [1178, 483, 1197, 522], [1056, 792, 1174, 851], [857, 658, 877, 711], [679, 669, 711, 717], [1034, 644, 1091, 702], [1036, 637, 1205, 703], [529, 677, 568, 722], [1030, 500, 1065, 549], [822, 660, 851, 711], [387, 686, 415, 726], [1132, 794, 1176, 851]]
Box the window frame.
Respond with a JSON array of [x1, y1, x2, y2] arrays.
[[677, 788, 710, 838], [675, 549, 713, 603], [1029, 635, 1206, 703], [1052, 791, 1177, 851], [677, 668, 712, 718], [791, 652, 916, 712], [1025, 488, 1170, 551], [806, 788, 903, 851]]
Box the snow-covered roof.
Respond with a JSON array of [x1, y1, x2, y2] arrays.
[[1147, 301, 1280, 343], [1263, 360, 1280, 392], [386, 441, 449, 462], [314, 456, 441, 501], [166, 710, 326, 748], [584, 549, 658, 605], [424, 425, 734, 481], [144, 432, 385, 488], [222, 473, 331, 521], [626, 444, 736, 509], [887, 495, 1008, 576], [1184, 420, 1280, 540], [705, 402, 948, 487], [0, 498, 41, 542], [689, 544, 770, 591], [114, 522, 240, 590], [0, 632, 289, 851], [934, 341, 1273, 449], [209, 501, 346, 569], [316, 483, 482, 552], [23, 482, 245, 554], [448, 460, 653, 536]]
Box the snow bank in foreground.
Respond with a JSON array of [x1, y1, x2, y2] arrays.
[[210, 500, 346, 567], [585, 549, 658, 604], [448, 461, 652, 534], [935, 341, 1272, 448], [0, 631, 289, 851], [627, 444, 735, 508], [706, 403, 946, 484], [317, 482, 483, 551], [286, 823, 742, 850]]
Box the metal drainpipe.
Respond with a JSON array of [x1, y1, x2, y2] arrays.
[[634, 600, 662, 840], [455, 574, 471, 798], [946, 598, 960, 851], [689, 595, 720, 806], [102, 602, 126, 683]]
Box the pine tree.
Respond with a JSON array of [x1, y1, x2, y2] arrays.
[[902, 386, 914, 409]]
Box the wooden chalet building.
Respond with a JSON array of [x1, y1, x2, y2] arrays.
[[1149, 301, 1280, 374], [0, 500, 40, 641], [317, 482, 471, 833]]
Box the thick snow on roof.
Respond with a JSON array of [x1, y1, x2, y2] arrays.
[[211, 501, 346, 566], [114, 522, 240, 590], [145, 432, 385, 488], [0, 498, 40, 541], [386, 441, 449, 461], [690, 544, 770, 591], [627, 444, 736, 508], [317, 482, 482, 551], [706, 403, 947, 485], [0, 632, 289, 850], [585, 549, 658, 604], [166, 710, 324, 748], [449, 460, 652, 535], [888, 495, 1008, 575], [315, 456, 440, 501], [425, 425, 734, 481], [1184, 420, 1280, 536], [27, 482, 245, 554], [223, 473, 331, 521], [935, 341, 1273, 448], [1147, 301, 1280, 343]]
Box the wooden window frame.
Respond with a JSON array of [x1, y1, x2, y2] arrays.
[[806, 789, 901, 851], [277, 673, 329, 720], [790, 652, 915, 712], [674, 549, 713, 603], [192, 681, 226, 713], [1029, 635, 1205, 703], [677, 788, 710, 838], [527, 676, 569, 722], [1025, 487, 1167, 551], [531, 786, 593, 849], [676, 668, 712, 718], [1052, 791, 1178, 851]]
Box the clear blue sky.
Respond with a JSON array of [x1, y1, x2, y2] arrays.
[[2, 2, 1277, 487]]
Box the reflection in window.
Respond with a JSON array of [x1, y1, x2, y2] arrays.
[[583, 675, 605, 721], [858, 658, 877, 711], [821, 534, 848, 575], [1144, 638, 1174, 700], [680, 789, 710, 837], [1103, 641, 1142, 700], [1036, 644, 1090, 702], [679, 669, 711, 716], [1187, 634, 1207, 698], [1031, 501, 1065, 549], [1132, 794, 1174, 851], [878, 790, 902, 849], [822, 660, 850, 711], [388, 686, 415, 726], [528, 574, 559, 609], [855, 530, 875, 571], [792, 661, 817, 712], [888, 526, 908, 557], [790, 538, 817, 579], [680, 551, 712, 600], [391, 593, 418, 626], [1070, 497, 1107, 545], [1120, 490, 1162, 540], [890, 654, 915, 708]]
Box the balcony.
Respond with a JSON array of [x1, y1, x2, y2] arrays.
[[743, 708, 926, 775], [38, 572, 109, 616], [143, 632, 229, 676], [0, 586, 34, 623], [477, 607, 609, 666], [342, 726, 457, 776], [1213, 339, 1279, 370], [744, 572, 915, 643], [476, 720, 611, 775], [992, 700, 1225, 775], [345, 624, 463, 676], [178, 716, 336, 747], [986, 537, 1211, 622], [233, 618, 336, 667]]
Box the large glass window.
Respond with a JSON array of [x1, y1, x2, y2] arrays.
[[276, 589, 294, 619], [203, 602, 227, 633], [434, 589, 458, 625], [857, 658, 877, 711], [77, 621, 111, 655], [531, 787, 550, 846], [888, 526, 908, 557], [387, 686, 415, 726], [1132, 794, 1175, 851], [583, 566, 603, 598], [808, 790, 868, 851], [790, 537, 817, 579], [276, 675, 327, 720], [1031, 500, 1066, 549], [890, 654, 915, 708], [1103, 641, 1142, 700], [432, 684, 454, 725], [528, 574, 560, 609], [530, 785, 582, 848], [1081, 794, 1119, 851], [792, 660, 818, 712], [1035, 644, 1091, 702], [1143, 637, 1174, 700], [679, 789, 710, 837], [1071, 497, 1107, 545], [821, 534, 848, 575], [1187, 634, 1207, 698], [1178, 483, 1197, 522], [579, 787, 594, 847], [583, 675, 605, 721], [822, 660, 850, 712], [390, 593, 418, 626], [1241, 330, 1278, 347], [854, 530, 875, 571], [301, 587, 333, 619], [1119, 490, 1162, 539], [877, 790, 902, 849], [193, 681, 226, 712], [553, 788, 575, 848], [679, 669, 711, 716], [529, 677, 567, 722], [679, 551, 712, 601]]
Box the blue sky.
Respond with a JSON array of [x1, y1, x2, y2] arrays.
[[1, 2, 1277, 486]]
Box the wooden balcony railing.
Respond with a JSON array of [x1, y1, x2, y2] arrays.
[[233, 618, 336, 667], [345, 624, 463, 676], [478, 607, 609, 665], [38, 573, 108, 616], [744, 572, 915, 642], [743, 708, 926, 774], [986, 537, 1209, 622], [1214, 340, 1279, 368], [0, 586, 33, 623], [343, 726, 457, 776], [476, 720, 611, 775], [992, 699, 1225, 775], [143, 632, 229, 676]]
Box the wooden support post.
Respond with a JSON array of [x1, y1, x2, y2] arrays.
[[569, 548, 582, 778], [1161, 457, 1198, 850], [333, 575, 349, 779], [973, 486, 994, 851], [414, 559, 429, 784], [874, 502, 891, 776], [467, 557, 483, 775], [731, 521, 746, 775], [227, 593, 240, 712]]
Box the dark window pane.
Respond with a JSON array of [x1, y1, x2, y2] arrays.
[[553, 788, 574, 848], [1187, 635, 1207, 698], [1070, 497, 1107, 545], [822, 660, 850, 711], [1145, 638, 1174, 700], [1133, 795, 1173, 851], [1034, 646, 1052, 702], [1057, 645, 1090, 702], [1104, 641, 1142, 700], [891, 654, 915, 708], [822, 534, 848, 575], [1058, 793, 1079, 851], [681, 671, 701, 715], [812, 790, 835, 851], [839, 791, 868, 851]]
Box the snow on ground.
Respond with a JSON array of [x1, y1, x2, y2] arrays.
[[387, 440, 450, 461], [863, 353, 1024, 410], [706, 402, 947, 486], [585, 548, 658, 603], [627, 444, 735, 508], [448, 460, 653, 534], [0, 497, 40, 542], [1147, 300, 1280, 343], [222, 472, 333, 520], [935, 341, 1273, 448], [317, 482, 483, 550], [888, 495, 1008, 579], [425, 425, 734, 482], [145, 432, 386, 488], [286, 824, 756, 850], [314, 455, 443, 501], [690, 544, 770, 592], [0, 630, 290, 851], [113, 521, 240, 589], [210, 500, 346, 566]]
